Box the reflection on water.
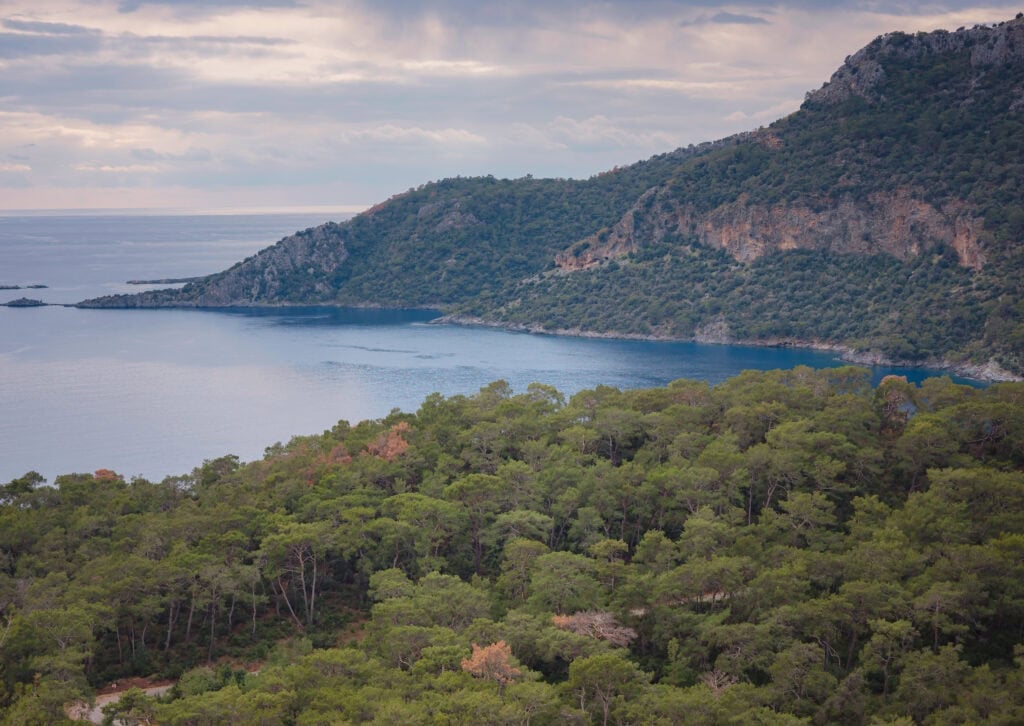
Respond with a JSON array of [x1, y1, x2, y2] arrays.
[[0, 305, 981, 484]]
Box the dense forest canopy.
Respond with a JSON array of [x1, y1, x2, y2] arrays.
[[13, 13, 1024, 725], [2, 366, 1023, 723]]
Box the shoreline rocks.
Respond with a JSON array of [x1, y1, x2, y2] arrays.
[[432, 314, 1021, 383], [3, 297, 47, 307]]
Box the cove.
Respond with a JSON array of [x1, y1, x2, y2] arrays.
[[0, 305, 980, 484]]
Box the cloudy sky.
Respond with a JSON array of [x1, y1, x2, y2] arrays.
[[0, 1, 1019, 212]]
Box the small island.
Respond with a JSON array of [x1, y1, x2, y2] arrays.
[[3, 297, 47, 307], [0, 284, 48, 290], [126, 276, 203, 285]]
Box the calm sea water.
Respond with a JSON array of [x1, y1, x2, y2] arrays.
[[0, 213, 980, 483], [0, 212, 344, 305]]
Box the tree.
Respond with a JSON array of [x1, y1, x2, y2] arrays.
[[259, 520, 333, 627], [528, 552, 602, 614], [588, 539, 628, 595], [566, 652, 649, 726], [875, 376, 917, 432], [444, 474, 506, 573], [550, 611, 636, 647], [368, 568, 414, 601], [370, 571, 489, 632], [912, 581, 974, 650], [497, 538, 550, 604], [893, 644, 970, 722], [769, 642, 838, 716], [484, 510, 554, 555], [101, 686, 159, 725], [505, 680, 562, 726], [0, 471, 45, 505], [461, 640, 522, 691], [657, 555, 755, 612], [893, 414, 960, 492], [862, 619, 917, 696], [378, 492, 466, 573]]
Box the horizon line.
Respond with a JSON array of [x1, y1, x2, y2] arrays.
[[0, 204, 370, 218]]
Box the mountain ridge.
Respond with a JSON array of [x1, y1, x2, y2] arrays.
[[79, 15, 1024, 377]]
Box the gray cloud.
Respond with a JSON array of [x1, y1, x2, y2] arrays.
[[2, 19, 98, 35], [118, 0, 301, 12], [127, 33, 294, 46], [710, 12, 769, 24], [358, 0, 1024, 23], [112, 33, 296, 57], [0, 0, 1021, 210], [0, 31, 101, 57], [680, 10, 771, 27]]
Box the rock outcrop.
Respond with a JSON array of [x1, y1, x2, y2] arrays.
[[808, 16, 1024, 106], [555, 17, 1024, 272], [72, 15, 1024, 375], [81, 222, 349, 308], [557, 187, 985, 270], [3, 297, 46, 307]]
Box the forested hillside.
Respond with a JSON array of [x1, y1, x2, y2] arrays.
[[80, 16, 1024, 377], [78, 149, 704, 310], [3, 368, 1024, 723], [461, 16, 1024, 374]]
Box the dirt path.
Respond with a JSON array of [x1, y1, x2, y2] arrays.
[[66, 677, 174, 724], [66, 663, 264, 724]]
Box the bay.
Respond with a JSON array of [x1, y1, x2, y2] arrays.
[[0, 213, 981, 484]]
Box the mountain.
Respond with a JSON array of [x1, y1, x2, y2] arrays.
[[77, 151, 706, 309], [80, 16, 1024, 377]]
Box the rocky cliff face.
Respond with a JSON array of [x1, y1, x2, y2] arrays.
[[80, 223, 349, 308], [76, 14, 1023, 384], [557, 187, 985, 270], [196, 223, 349, 305], [555, 17, 1024, 273], [809, 17, 1024, 106], [414, 199, 481, 234]]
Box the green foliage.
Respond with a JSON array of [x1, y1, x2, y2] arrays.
[[465, 244, 1002, 370], [2, 370, 1024, 723], [92, 20, 1024, 374], [475, 23, 1024, 371]]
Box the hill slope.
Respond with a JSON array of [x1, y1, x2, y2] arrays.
[[80, 16, 1024, 376]]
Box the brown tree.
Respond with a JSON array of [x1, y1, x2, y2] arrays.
[[461, 640, 522, 689]]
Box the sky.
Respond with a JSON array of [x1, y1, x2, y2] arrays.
[[0, 1, 1020, 212]]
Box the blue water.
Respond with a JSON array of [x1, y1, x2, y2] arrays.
[[0, 212, 342, 305], [0, 214, 982, 483]]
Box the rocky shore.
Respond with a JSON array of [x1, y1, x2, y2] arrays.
[[126, 276, 203, 285], [433, 314, 1021, 383], [2, 297, 48, 307]]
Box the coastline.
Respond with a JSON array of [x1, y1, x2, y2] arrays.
[[75, 296, 446, 312], [65, 299, 1022, 384], [432, 314, 1022, 384]]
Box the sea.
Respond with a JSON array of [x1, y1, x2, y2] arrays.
[[0, 211, 983, 484]]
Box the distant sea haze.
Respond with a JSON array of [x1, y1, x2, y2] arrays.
[[0, 211, 353, 305], [0, 213, 981, 483]]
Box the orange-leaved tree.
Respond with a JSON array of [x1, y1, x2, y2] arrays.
[[461, 640, 522, 690]]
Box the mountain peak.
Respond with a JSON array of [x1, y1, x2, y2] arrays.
[[807, 14, 1024, 107], [77, 14, 1024, 376]]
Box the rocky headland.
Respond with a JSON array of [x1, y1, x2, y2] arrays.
[[76, 16, 1024, 378]]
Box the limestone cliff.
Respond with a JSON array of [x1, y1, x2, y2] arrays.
[[557, 187, 985, 270], [555, 17, 1024, 272], [75, 15, 1024, 375]]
